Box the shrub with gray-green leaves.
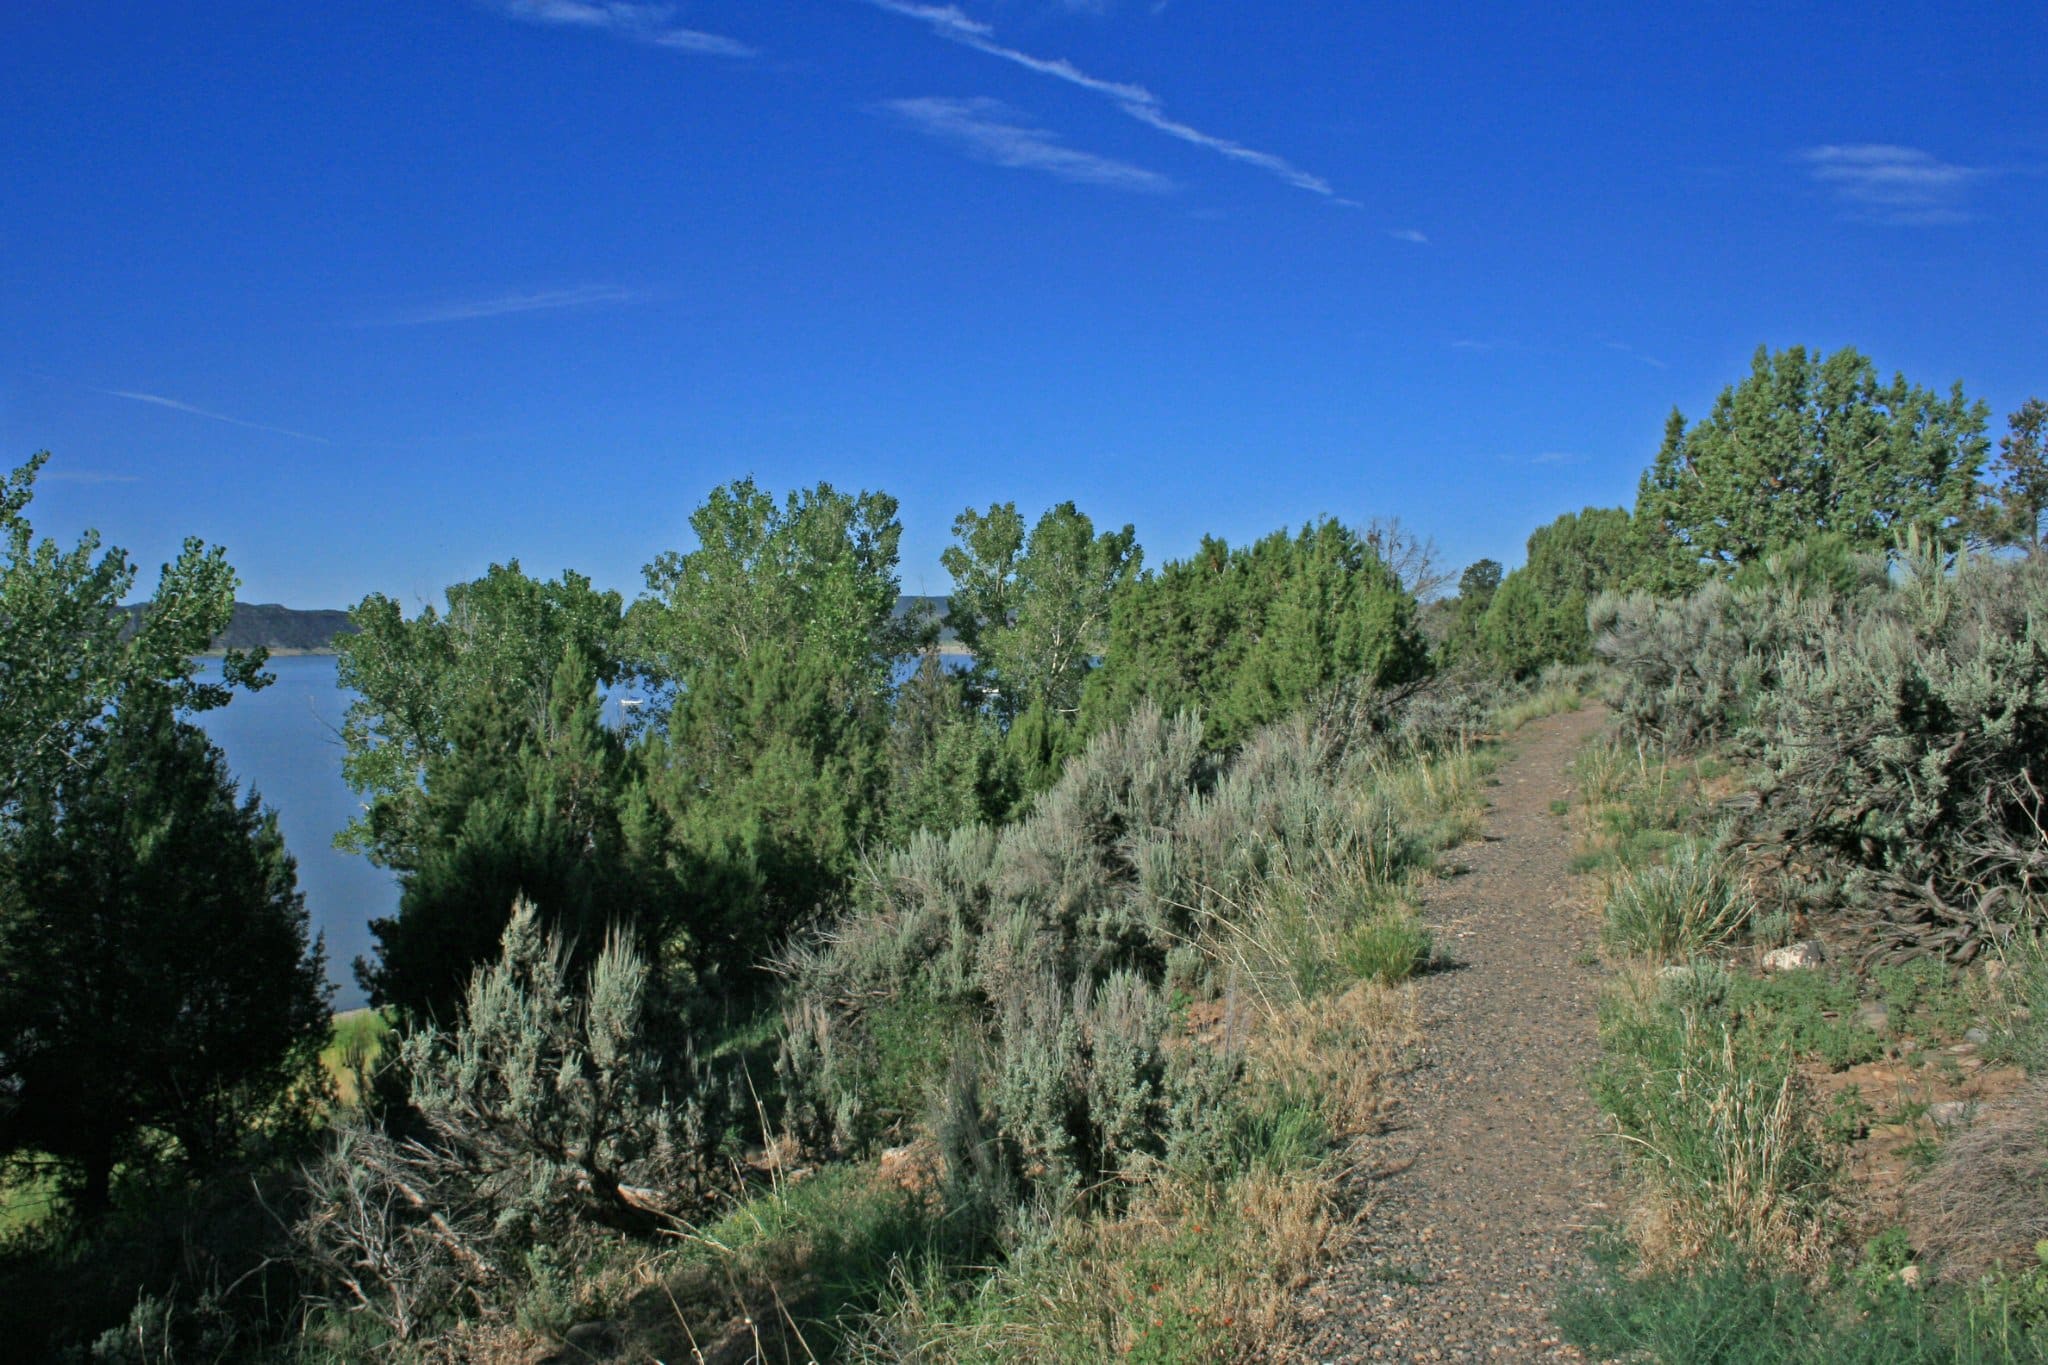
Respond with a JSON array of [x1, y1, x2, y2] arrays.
[[1596, 545, 2048, 963], [780, 684, 1453, 1215], [297, 900, 713, 1344]]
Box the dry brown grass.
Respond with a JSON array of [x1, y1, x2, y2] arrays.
[[1912, 1076, 2048, 1282], [1243, 980, 1414, 1143]]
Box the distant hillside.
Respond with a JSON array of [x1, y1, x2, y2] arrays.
[[124, 602, 359, 655], [894, 594, 959, 645], [126, 596, 952, 656]]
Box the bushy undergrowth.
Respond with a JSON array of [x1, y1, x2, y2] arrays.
[[779, 695, 1461, 1186], [1561, 1240, 2048, 1364], [751, 682, 1482, 1355], [292, 901, 725, 1354], [1572, 723, 2048, 1363], [1594, 547, 2048, 965]]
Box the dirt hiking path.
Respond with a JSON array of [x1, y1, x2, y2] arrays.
[[1292, 704, 1616, 1362]]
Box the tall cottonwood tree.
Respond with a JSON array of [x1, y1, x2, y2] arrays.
[[0, 452, 264, 815], [942, 500, 1141, 725], [1635, 345, 1988, 572], [628, 479, 909, 958], [335, 562, 625, 871]]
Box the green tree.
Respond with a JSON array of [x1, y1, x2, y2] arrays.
[[1, 452, 265, 814], [942, 501, 1142, 724], [1635, 345, 1989, 572], [359, 647, 678, 1024], [629, 480, 908, 958], [1472, 507, 1658, 675], [1084, 519, 1428, 749], [1440, 558, 1501, 660], [886, 649, 1017, 842], [0, 692, 330, 1216], [1985, 397, 2048, 552], [335, 562, 624, 871]]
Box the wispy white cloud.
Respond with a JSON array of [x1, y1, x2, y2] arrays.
[[865, 0, 1337, 198], [1388, 227, 1428, 244], [1529, 450, 1584, 466], [1602, 339, 1668, 370], [1800, 144, 1985, 225], [377, 285, 638, 326], [492, 1, 755, 58], [883, 97, 1174, 192], [101, 389, 330, 444]]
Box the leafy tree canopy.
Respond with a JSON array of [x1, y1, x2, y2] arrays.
[[358, 646, 683, 1024], [335, 562, 623, 869], [941, 500, 1140, 724], [627, 480, 908, 951], [1, 452, 265, 815], [1636, 345, 1989, 572], [1984, 397, 2048, 552], [1084, 519, 1428, 749]]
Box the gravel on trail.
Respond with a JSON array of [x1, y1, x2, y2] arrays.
[[1291, 704, 1617, 1363]]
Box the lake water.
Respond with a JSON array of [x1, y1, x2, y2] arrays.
[[191, 656, 390, 1010], [191, 653, 970, 1010]]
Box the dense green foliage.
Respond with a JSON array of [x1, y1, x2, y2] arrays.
[[1, 452, 318, 1228], [335, 560, 625, 869], [942, 500, 1140, 724], [1082, 519, 1428, 748], [1984, 398, 2048, 552], [0, 692, 331, 1215], [630, 479, 911, 958], [1598, 547, 2048, 963], [1454, 507, 1665, 678], [884, 648, 1018, 843], [1637, 344, 1989, 572], [360, 647, 686, 1023]]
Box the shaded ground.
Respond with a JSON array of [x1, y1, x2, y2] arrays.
[[1292, 704, 1615, 1362]]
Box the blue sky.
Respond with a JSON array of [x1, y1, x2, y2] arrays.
[[3, 0, 2043, 608]]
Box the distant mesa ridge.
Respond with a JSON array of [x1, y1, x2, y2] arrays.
[[122, 602, 359, 655], [130, 596, 957, 655]]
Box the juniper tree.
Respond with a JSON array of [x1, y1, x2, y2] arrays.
[[1986, 397, 2048, 552], [1082, 519, 1428, 750], [0, 691, 330, 1216], [360, 646, 679, 1026], [1635, 345, 1989, 572]]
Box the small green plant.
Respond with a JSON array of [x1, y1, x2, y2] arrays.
[[1601, 839, 1752, 961], [1336, 911, 1433, 986]]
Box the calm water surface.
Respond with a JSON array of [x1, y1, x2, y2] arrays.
[[191, 654, 964, 1009], [192, 656, 388, 1010]]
